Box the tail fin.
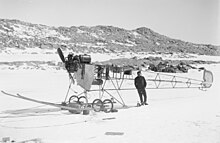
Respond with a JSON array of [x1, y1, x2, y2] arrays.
[[203, 70, 213, 88]]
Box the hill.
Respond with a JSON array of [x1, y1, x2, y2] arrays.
[[0, 19, 219, 55]]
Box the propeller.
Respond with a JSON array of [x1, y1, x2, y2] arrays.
[[57, 48, 65, 63], [57, 48, 75, 84]]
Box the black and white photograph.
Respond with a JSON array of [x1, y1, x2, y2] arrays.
[[0, 0, 219, 142]]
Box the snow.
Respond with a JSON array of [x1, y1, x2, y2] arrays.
[[111, 40, 135, 47], [9, 23, 70, 41], [0, 29, 7, 34], [90, 33, 99, 38], [1, 25, 11, 32], [77, 29, 86, 34], [0, 53, 220, 143], [131, 31, 141, 38]]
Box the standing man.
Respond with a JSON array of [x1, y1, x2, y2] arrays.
[[134, 71, 148, 105]]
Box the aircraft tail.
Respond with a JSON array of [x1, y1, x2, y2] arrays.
[[203, 70, 213, 88]]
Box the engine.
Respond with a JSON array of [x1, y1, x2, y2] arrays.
[[65, 53, 91, 73]]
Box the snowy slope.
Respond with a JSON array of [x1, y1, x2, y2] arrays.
[[1, 19, 219, 55]]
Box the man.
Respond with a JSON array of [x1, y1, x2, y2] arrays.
[[134, 71, 148, 105]]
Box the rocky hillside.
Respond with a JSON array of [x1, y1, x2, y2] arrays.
[[0, 19, 219, 55]]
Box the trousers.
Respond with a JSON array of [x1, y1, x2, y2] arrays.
[[137, 88, 147, 103]]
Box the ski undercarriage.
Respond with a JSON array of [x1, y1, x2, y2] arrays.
[[1, 91, 114, 114]]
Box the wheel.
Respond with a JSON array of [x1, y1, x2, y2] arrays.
[[92, 99, 103, 112], [78, 96, 88, 105], [68, 95, 79, 103], [102, 99, 113, 113]]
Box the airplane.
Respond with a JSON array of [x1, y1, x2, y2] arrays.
[[1, 48, 214, 115], [56, 48, 214, 114]]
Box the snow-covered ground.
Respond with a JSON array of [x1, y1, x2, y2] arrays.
[[0, 53, 220, 143], [1, 50, 220, 63]]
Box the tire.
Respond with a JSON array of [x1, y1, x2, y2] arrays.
[[92, 99, 103, 112], [78, 96, 88, 105], [102, 99, 113, 113], [68, 95, 79, 103]]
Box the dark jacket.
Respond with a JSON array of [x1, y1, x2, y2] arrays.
[[135, 76, 147, 89]]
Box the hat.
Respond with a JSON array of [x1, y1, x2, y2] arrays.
[[137, 71, 141, 74]]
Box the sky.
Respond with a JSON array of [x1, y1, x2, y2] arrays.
[[0, 0, 219, 45]]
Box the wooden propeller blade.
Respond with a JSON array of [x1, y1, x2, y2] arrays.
[[57, 48, 65, 63]]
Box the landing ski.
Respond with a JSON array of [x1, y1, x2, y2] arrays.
[[1, 91, 91, 112]]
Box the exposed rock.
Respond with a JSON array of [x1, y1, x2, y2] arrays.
[[0, 18, 219, 55], [97, 57, 220, 73]]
